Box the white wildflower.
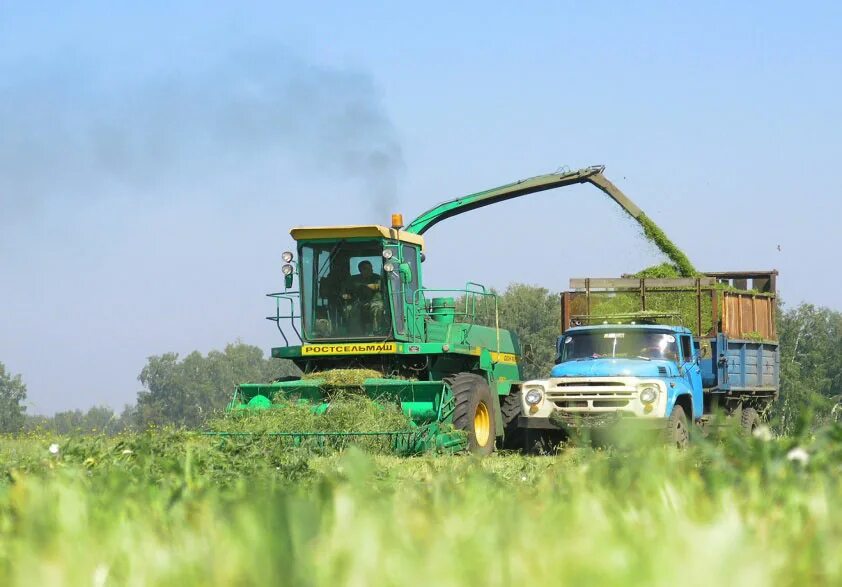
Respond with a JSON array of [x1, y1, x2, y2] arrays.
[[787, 447, 809, 465], [521, 475, 528, 482], [92, 564, 110, 587], [48, 443, 60, 455], [752, 425, 773, 442]]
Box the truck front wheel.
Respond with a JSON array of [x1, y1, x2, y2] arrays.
[[499, 389, 524, 450], [665, 405, 689, 449]]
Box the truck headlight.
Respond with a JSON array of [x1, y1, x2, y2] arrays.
[[638, 385, 658, 404], [525, 389, 544, 406]]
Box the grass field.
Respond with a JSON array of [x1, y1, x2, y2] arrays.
[[2, 425, 841, 586]]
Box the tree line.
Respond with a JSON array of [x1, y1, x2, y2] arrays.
[[4, 343, 298, 434], [2, 286, 842, 435]]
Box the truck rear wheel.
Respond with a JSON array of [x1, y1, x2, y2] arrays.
[[450, 373, 497, 456], [740, 408, 761, 436], [665, 405, 689, 449]]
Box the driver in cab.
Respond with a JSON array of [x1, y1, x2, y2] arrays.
[[343, 260, 380, 301], [342, 260, 385, 331], [639, 335, 679, 363]]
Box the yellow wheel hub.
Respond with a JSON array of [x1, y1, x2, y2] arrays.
[[473, 402, 491, 447]]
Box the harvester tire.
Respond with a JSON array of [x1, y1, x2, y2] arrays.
[[740, 408, 761, 436], [450, 373, 497, 456], [499, 389, 524, 450], [665, 405, 689, 449]]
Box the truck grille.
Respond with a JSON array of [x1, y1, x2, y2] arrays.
[[546, 380, 636, 413], [553, 381, 625, 387], [554, 400, 588, 408], [554, 399, 629, 409]]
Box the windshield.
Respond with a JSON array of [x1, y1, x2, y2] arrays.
[[300, 241, 391, 340], [559, 330, 679, 363]]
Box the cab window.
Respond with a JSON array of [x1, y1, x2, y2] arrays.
[[680, 335, 693, 363], [300, 241, 390, 340]]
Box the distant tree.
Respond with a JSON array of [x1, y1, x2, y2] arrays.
[[496, 284, 561, 380], [55, 406, 123, 434], [135, 342, 297, 428], [118, 404, 138, 431], [0, 362, 28, 433], [24, 404, 132, 435], [84, 405, 123, 432], [472, 284, 561, 380], [24, 414, 50, 430], [773, 303, 842, 433], [51, 410, 86, 434]]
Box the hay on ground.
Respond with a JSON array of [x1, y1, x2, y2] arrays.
[[207, 396, 415, 453]]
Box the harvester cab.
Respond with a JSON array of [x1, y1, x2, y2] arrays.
[[288, 222, 424, 345], [227, 165, 652, 455]]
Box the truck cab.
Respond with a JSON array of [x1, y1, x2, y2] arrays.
[[520, 324, 702, 444]]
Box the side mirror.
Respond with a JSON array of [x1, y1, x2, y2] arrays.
[[284, 273, 294, 289], [399, 262, 412, 284]]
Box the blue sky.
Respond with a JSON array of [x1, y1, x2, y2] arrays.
[[1, 1, 841, 413]]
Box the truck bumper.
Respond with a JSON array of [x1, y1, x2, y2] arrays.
[[518, 416, 558, 430], [519, 413, 668, 432]]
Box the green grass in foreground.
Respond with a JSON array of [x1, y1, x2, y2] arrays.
[[1, 425, 842, 586]]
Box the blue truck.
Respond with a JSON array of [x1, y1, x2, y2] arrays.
[[518, 271, 780, 449]]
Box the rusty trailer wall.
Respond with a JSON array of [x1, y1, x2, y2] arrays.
[[721, 293, 776, 340], [561, 271, 778, 341]]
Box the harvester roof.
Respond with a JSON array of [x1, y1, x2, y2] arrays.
[[289, 225, 425, 250]]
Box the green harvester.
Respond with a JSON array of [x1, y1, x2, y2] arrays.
[[225, 165, 646, 454]]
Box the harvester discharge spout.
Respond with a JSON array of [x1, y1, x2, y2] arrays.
[[404, 164, 644, 235], [405, 164, 693, 276]]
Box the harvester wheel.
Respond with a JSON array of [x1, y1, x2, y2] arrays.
[[740, 408, 761, 436], [499, 389, 524, 450], [450, 373, 497, 456], [665, 405, 689, 449]]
